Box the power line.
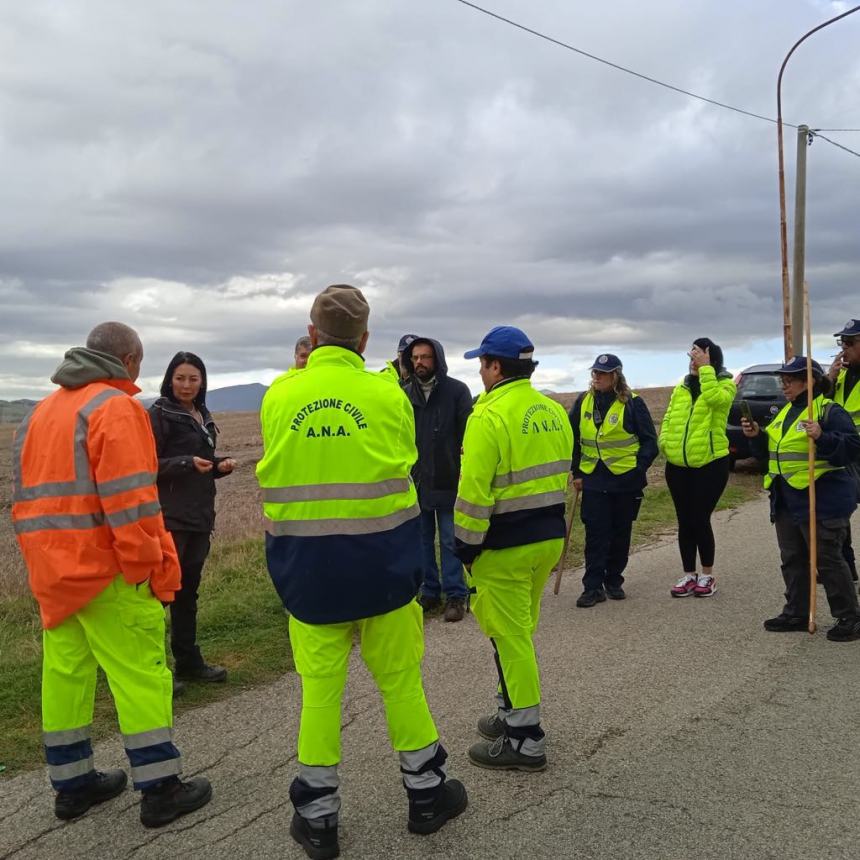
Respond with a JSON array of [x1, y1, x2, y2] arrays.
[[454, 0, 860, 137], [810, 131, 860, 158]]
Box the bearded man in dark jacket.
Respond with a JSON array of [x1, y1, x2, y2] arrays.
[[402, 338, 473, 622]]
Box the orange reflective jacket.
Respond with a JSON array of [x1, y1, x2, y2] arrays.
[[12, 377, 181, 629]]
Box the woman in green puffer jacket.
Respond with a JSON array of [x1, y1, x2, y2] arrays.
[[659, 338, 736, 599]]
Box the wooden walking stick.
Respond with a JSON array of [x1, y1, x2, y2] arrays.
[[804, 287, 818, 635], [553, 483, 580, 595]]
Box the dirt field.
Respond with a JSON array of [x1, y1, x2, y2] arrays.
[[0, 387, 675, 600]]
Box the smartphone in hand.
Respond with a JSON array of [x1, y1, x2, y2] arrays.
[[740, 400, 753, 423]]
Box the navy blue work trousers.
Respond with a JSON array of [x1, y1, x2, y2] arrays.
[[580, 490, 642, 591]]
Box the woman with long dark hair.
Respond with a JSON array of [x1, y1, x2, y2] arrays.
[[659, 338, 736, 598], [149, 352, 235, 686]]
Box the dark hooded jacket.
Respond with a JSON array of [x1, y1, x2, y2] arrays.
[[402, 338, 473, 510], [148, 397, 227, 533]]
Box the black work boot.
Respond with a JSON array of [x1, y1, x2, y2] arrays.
[[407, 779, 468, 835], [175, 663, 228, 683], [826, 615, 860, 642], [575, 589, 606, 608], [140, 776, 212, 828], [54, 769, 128, 820], [290, 812, 340, 860], [763, 613, 807, 632], [476, 712, 505, 741], [468, 736, 547, 772]]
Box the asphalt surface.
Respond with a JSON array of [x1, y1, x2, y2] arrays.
[[3, 494, 860, 860]]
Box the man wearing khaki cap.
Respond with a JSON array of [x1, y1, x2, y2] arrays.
[[257, 285, 467, 859]]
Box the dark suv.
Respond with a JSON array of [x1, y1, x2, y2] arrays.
[[727, 363, 786, 469]]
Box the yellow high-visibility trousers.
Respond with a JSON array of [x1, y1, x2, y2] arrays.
[[42, 575, 181, 791]]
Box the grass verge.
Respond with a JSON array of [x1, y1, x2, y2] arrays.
[[0, 539, 291, 777]]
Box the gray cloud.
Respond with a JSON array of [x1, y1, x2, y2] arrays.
[[1, 0, 858, 398]]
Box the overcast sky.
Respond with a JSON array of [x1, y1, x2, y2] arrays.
[[1, 0, 858, 399]]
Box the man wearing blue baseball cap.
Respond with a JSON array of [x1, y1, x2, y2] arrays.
[[829, 319, 860, 581], [454, 326, 573, 772]]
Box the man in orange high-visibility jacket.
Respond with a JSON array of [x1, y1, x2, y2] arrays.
[[11, 322, 212, 828]]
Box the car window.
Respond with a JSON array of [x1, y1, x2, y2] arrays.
[[738, 374, 782, 398]]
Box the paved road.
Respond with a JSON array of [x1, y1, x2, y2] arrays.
[[3, 495, 860, 860]]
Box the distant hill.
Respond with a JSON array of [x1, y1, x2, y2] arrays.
[[0, 399, 37, 424], [206, 383, 268, 412]]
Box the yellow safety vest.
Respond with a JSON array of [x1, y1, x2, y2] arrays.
[[454, 379, 573, 548], [834, 369, 860, 430], [578, 392, 640, 475], [763, 395, 840, 490]]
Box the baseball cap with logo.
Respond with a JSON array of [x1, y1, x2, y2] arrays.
[[776, 356, 824, 376], [463, 326, 536, 362], [833, 319, 860, 338], [310, 284, 369, 339], [589, 353, 622, 372], [398, 333, 419, 353]]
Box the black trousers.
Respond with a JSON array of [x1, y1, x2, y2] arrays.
[[665, 457, 730, 572], [774, 510, 858, 619], [169, 530, 211, 673], [580, 490, 643, 591]]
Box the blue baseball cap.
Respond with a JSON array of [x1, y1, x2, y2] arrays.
[[590, 353, 622, 372], [463, 326, 536, 361], [776, 356, 824, 376], [833, 318, 860, 338], [398, 333, 419, 353]]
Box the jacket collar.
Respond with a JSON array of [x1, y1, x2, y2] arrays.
[[306, 346, 366, 370]]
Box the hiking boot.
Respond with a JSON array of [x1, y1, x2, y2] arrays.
[[606, 586, 626, 600], [418, 594, 442, 612], [477, 712, 505, 741], [693, 575, 716, 597], [176, 664, 228, 683], [289, 811, 340, 859], [575, 589, 606, 608], [468, 736, 547, 772], [140, 776, 212, 828], [407, 779, 468, 835], [443, 598, 466, 622], [670, 574, 697, 597], [54, 769, 127, 820], [763, 613, 807, 632], [826, 616, 860, 642]]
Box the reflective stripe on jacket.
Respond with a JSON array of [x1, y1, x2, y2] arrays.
[[578, 392, 640, 475], [834, 369, 860, 429], [763, 395, 841, 490], [454, 378, 573, 552], [256, 346, 422, 624], [658, 365, 735, 468], [12, 379, 181, 629]]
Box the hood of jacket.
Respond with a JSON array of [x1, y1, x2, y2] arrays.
[[50, 347, 132, 389], [404, 337, 449, 381]]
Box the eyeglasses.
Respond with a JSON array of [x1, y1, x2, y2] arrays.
[[838, 337, 857, 347]]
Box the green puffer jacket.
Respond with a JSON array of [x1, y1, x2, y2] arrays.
[[658, 365, 736, 468]]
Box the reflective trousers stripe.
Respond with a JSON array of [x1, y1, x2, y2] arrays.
[[262, 478, 410, 503], [44, 726, 90, 746], [265, 503, 418, 537], [48, 756, 95, 783], [130, 758, 182, 786], [123, 727, 174, 749], [399, 741, 447, 791], [492, 459, 571, 489], [293, 765, 341, 820]]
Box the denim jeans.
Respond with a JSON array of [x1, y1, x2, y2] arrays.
[[419, 507, 467, 600]]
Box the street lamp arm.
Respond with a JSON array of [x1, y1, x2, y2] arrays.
[[776, 4, 860, 361]]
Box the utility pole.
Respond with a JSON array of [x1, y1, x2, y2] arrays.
[[791, 125, 810, 357]]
